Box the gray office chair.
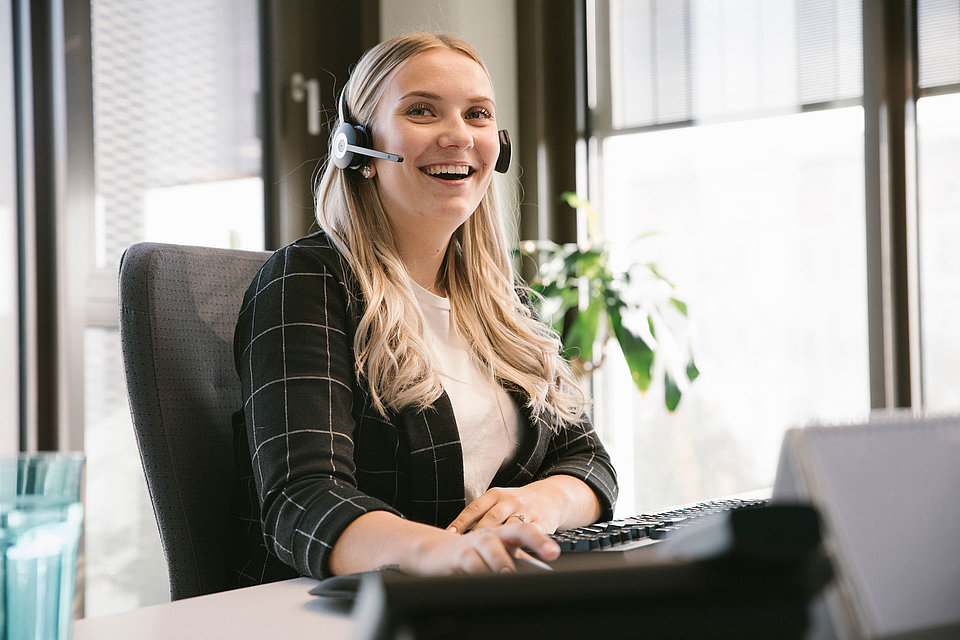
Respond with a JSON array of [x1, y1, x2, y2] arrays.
[[118, 241, 270, 600]]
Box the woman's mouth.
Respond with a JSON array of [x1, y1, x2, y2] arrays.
[[420, 164, 475, 181]]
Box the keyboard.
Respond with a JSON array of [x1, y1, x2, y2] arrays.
[[352, 499, 830, 640], [551, 497, 769, 553]]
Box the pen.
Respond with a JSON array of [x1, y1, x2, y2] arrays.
[[516, 551, 554, 571]]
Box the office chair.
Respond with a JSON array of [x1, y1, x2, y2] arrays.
[[118, 241, 270, 600]]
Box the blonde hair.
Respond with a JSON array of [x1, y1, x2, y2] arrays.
[[315, 32, 585, 427]]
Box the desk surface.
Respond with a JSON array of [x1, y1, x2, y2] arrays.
[[73, 579, 353, 640]]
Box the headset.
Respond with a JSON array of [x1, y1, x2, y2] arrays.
[[331, 88, 512, 174]]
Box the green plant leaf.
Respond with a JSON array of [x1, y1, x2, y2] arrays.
[[608, 302, 654, 391], [565, 294, 604, 363], [562, 248, 602, 277], [536, 281, 565, 299], [646, 263, 676, 287], [664, 370, 682, 411], [560, 191, 587, 209]]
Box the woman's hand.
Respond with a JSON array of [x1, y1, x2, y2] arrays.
[[401, 522, 560, 576], [328, 510, 560, 577], [328, 476, 599, 577], [446, 475, 602, 535]]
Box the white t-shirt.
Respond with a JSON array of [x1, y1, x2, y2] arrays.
[[412, 283, 522, 504]]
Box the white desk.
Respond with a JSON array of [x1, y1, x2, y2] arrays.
[[73, 578, 355, 639]]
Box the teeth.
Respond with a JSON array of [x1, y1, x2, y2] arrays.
[[424, 165, 470, 176]]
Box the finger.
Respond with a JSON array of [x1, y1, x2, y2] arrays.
[[447, 493, 497, 533], [481, 510, 528, 530], [451, 547, 491, 574], [494, 521, 561, 562], [515, 516, 546, 535], [462, 532, 517, 574], [472, 501, 523, 531]]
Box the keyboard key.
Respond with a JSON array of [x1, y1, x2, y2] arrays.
[[551, 497, 768, 553], [649, 526, 681, 540]]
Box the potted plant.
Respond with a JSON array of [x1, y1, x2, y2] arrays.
[[516, 192, 699, 411]]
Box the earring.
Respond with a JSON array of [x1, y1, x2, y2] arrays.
[[360, 165, 372, 179]]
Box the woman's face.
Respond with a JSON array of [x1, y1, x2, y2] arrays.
[[369, 48, 500, 248]]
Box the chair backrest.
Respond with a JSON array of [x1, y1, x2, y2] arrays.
[[118, 241, 270, 600]]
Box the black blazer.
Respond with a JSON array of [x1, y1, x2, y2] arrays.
[[232, 232, 618, 582]]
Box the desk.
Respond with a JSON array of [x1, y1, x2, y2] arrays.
[[72, 579, 353, 639]]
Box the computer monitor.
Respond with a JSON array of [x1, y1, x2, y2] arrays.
[[772, 415, 960, 639]]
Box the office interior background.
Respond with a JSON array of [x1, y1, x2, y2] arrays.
[[2, 0, 958, 619]]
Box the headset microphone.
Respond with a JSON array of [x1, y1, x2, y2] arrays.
[[332, 90, 403, 170], [331, 126, 403, 168]]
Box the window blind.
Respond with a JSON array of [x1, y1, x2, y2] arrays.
[[918, 0, 960, 90], [610, 0, 862, 130]]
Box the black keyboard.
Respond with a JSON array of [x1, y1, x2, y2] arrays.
[[354, 500, 830, 640], [551, 497, 769, 552]]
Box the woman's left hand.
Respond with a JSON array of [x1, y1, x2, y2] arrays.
[[446, 475, 600, 535]]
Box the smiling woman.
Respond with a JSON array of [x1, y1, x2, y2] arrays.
[[231, 32, 618, 584]]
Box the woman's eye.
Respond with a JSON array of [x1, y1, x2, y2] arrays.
[[466, 107, 493, 120], [406, 104, 433, 117]]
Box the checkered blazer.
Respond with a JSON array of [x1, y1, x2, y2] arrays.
[[232, 231, 617, 583]]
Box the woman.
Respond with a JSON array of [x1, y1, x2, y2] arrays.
[[233, 32, 617, 583]]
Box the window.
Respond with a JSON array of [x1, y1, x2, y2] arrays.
[[0, 0, 18, 454], [588, 0, 958, 515], [917, 93, 960, 412], [594, 105, 869, 513], [916, 0, 960, 412], [84, 0, 262, 615]]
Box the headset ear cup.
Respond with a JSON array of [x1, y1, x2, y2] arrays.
[[332, 122, 356, 169], [331, 122, 374, 170], [495, 129, 511, 173]]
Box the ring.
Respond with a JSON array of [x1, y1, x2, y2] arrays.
[[506, 513, 526, 523]]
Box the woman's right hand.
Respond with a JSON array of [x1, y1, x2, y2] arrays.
[[328, 510, 560, 577], [402, 521, 561, 576]]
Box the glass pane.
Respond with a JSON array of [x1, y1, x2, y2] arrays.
[[86, 0, 262, 616], [0, 0, 18, 454], [83, 328, 168, 614], [596, 107, 870, 514], [91, 0, 263, 269], [918, 0, 960, 90], [917, 93, 960, 412], [608, 0, 862, 129]]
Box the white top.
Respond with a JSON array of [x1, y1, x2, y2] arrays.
[[412, 283, 522, 504]]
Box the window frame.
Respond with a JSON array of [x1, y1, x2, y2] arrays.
[[585, 0, 955, 414]]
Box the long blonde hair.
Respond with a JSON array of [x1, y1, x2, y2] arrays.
[[315, 32, 585, 427]]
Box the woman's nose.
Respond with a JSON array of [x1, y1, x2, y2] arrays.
[[438, 117, 473, 150]]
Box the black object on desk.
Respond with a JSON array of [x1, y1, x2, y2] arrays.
[[350, 504, 832, 640], [549, 496, 768, 554]]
